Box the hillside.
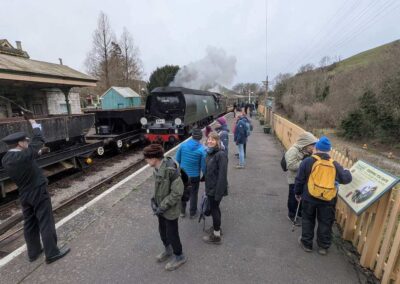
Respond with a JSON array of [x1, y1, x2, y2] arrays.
[[273, 40, 400, 145]]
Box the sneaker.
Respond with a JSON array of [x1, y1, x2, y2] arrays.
[[156, 245, 173, 263], [189, 213, 198, 219], [298, 236, 312, 252], [203, 232, 222, 245], [165, 254, 187, 271], [205, 226, 223, 236], [287, 216, 301, 226], [318, 247, 328, 256], [235, 165, 245, 169], [180, 213, 186, 218]]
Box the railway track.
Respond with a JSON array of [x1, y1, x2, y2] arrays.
[[0, 157, 146, 259]]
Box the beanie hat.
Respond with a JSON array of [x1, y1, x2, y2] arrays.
[[143, 144, 164, 159], [315, 136, 331, 152], [192, 128, 203, 140], [216, 117, 227, 125]]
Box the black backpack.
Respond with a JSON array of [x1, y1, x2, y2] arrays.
[[281, 153, 288, 172]]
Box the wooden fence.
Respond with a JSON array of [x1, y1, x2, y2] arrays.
[[258, 105, 400, 283]]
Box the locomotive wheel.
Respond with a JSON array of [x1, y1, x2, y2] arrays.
[[97, 146, 105, 156]]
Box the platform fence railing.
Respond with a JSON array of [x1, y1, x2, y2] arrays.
[[258, 105, 400, 284]]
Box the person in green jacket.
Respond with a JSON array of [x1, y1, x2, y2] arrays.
[[143, 144, 187, 271]]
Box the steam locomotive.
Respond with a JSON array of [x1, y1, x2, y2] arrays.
[[140, 87, 234, 144]]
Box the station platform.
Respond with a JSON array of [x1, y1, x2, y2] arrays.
[[0, 113, 363, 283]]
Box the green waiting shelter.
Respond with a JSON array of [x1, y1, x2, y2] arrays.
[[100, 86, 142, 109]]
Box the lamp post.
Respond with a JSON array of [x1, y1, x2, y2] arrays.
[[248, 91, 254, 103]]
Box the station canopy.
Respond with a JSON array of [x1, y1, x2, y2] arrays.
[[0, 39, 97, 89]]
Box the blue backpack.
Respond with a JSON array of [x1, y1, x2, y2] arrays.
[[245, 120, 252, 137]]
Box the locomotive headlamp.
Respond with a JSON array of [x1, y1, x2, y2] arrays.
[[174, 118, 182, 126], [140, 117, 147, 125]]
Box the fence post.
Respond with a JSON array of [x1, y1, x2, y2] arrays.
[[374, 190, 400, 278], [359, 192, 391, 268]]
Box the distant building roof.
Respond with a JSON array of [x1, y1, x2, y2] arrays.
[[103, 87, 141, 98], [0, 39, 96, 87], [0, 39, 29, 58]]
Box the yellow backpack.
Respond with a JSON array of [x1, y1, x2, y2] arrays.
[[307, 155, 337, 201]]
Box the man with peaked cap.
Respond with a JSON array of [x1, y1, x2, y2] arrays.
[[1, 119, 70, 264]]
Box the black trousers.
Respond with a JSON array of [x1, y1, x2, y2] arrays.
[[301, 200, 335, 249], [20, 184, 59, 259], [181, 177, 200, 216], [287, 184, 302, 218], [158, 216, 182, 256], [209, 196, 221, 231], [244, 143, 247, 158]]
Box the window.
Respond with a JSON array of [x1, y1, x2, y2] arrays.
[[60, 103, 68, 114]]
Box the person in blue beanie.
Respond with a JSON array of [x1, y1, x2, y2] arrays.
[[294, 136, 352, 255], [176, 128, 206, 218]]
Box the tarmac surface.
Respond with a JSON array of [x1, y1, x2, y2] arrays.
[[0, 113, 363, 284]]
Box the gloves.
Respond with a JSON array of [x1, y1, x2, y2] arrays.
[[154, 207, 166, 216]]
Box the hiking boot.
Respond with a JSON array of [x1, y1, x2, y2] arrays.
[[165, 254, 187, 271], [205, 226, 223, 236], [298, 236, 312, 252], [203, 231, 222, 245], [287, 215, 301, 226], [156, 245, 173, 263], [318, 247, 328, 256]]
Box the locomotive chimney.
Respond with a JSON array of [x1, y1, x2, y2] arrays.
[[59, 58, 63, 65], [15, 41, 22, 50]]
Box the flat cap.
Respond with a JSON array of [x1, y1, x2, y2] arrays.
[[2, 132, 29, 145]]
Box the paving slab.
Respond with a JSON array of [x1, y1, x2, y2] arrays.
[[0, 113, 362, 284]]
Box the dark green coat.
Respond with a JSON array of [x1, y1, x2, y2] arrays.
[[153, 157, 184, 220]]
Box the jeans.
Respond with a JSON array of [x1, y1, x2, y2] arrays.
[[158, 216, 182, 256], [301, 200, 335, 249], [181, 177, 200, 216], [287, 184, 302, 218], [209, 196, 221, 231], [237, 144, 245, 166]]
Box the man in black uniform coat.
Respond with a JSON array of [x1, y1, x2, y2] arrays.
[[1, 119, 70, 263]]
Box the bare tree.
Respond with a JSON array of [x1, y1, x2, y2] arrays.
[[120, 27, 143, 87], [85, 11, 115, 91], [319, 56, 331, 67], [297, 63, 314, 74]]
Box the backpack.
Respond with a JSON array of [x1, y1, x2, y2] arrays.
[[307, 155, 337, 201], [281, 153, 288, 172], [198, 194, 211, 230], [245, 121, 252, 137], [167, 158, 191, 202]]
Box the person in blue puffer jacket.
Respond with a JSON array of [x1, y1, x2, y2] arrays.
[[176, 128, 206, 218]]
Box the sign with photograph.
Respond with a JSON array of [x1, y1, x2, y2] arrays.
[[338, 160, 399, 215]]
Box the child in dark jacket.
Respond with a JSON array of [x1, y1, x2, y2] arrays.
[[294, 136, 352, 255]]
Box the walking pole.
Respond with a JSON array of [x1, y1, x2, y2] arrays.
[[291, 200, 301, 232]]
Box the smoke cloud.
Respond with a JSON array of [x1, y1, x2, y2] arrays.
[[170, 46, 236, 90]]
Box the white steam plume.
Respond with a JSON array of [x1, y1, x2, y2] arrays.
[[170, 46, 236, 90]]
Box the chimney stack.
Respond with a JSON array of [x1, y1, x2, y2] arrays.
[[59, 58, 63, 65], [15, 41, 22, 50]]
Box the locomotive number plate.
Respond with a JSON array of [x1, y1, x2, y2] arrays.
[[156, 119, 165, 124]]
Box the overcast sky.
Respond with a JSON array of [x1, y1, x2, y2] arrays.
[[1, 0, 399, 87]]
